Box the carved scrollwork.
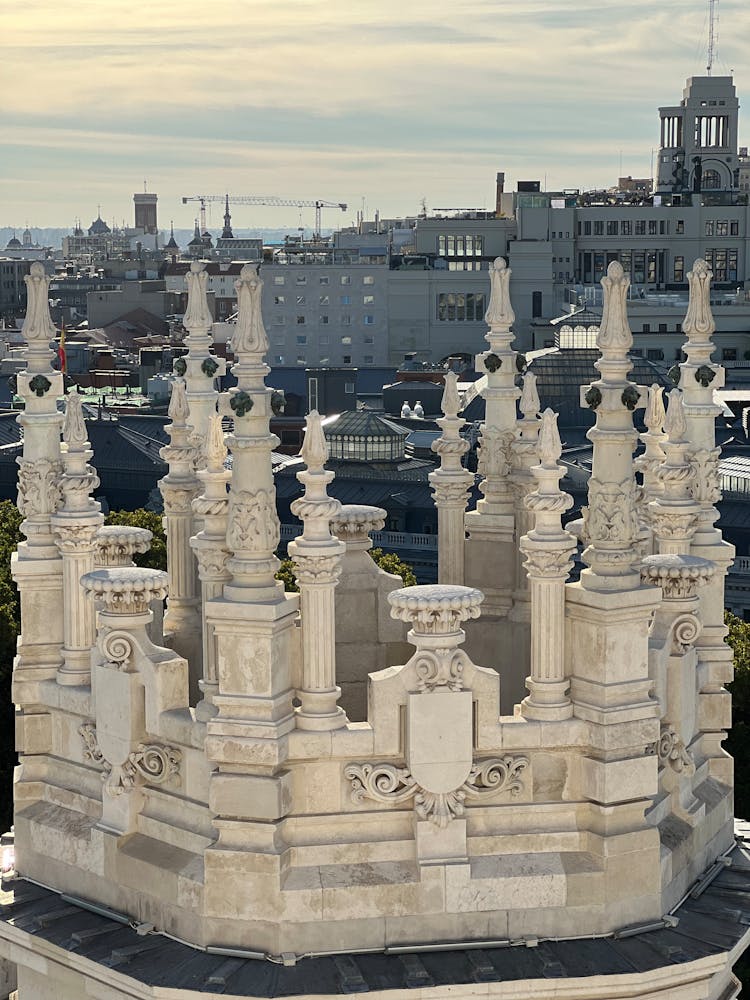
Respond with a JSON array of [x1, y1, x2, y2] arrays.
[[79, 723, 104, 765], [414, 648, 467, 692], [477, 427, 512, 481], [227, 489, 280, 554], [688, 448, 721, 506], [129, 742, 182, 786], [193, 547, 230, 579], [79, 724, 182, 795], [99, 628, 134, 669], [344, 755, 529, 828], [585, 478, 638, 545], [670, 612, 702, 653], [293, 554, 342, 587], [522, 549, 575, 580], [17, 458, 63, 518], [657, 726, 695, 776]]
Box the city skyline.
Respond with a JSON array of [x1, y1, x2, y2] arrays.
[[3, 0, 749, 231]]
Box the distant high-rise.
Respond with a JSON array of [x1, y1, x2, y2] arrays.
[[133, 190, 158, 233]]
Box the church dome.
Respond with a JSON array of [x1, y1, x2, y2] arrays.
[[5, 235, 21, 248]]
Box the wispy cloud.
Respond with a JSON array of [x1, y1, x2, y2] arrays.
[[3, 0, 749, 226]]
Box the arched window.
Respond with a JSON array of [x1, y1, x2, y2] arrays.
[[703, 169, 721, 190]]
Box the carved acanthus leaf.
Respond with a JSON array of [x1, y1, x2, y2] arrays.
[[227, 489, 280, 553], [17, 458, 63, 518]]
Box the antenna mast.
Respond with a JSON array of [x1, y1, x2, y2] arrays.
[[707, 0, 718, 75]]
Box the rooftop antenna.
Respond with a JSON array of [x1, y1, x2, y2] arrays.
[[707, 0, 718, 75], [144, 178, 147, 193]]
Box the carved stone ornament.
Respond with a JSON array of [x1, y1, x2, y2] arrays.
[[22, 262, 57, 343], [484, 353, 502, 373], [28, 374, 52, 397], [193, 547, 231, 579], [694, 364, 716, 388], [621, 385, 640, 411], [330, 504, 386, 542], [389, 584, 483, 634], [477, 426, 512, 480], [98, 628, 135, 669], [271, 390, 285, 415], [668, 365, 681, 386], [63, 389, 88, 448], [232, 264, 269, 356], [79, 724, 182, 796], [584, 478, 638, 545], [485, 257, 515, 328], [174, 357, 187, 377], [584, 386, 602, 410], [597, 261, 632, 352], [522, 549, 575, 580], [345, 755, 528, 829], [227, 489, 280, 553], [168, 379, 190, 423], [183, 262, 213, 331], [81, 567, 169, 616], [688, 448, 721, 505], [294, 554, 342, 587], [650, 726, 695, 776], [161, 484, 198, 514], [230, 391, 254, 418], [413, 648, 470, 692], [95, 525, 152, 566], [202, 357, 219, 378], [17, 458, 63, 518], [683, 259, 715, 340], [516, 352, 527, 373], [640, 554, 715, 600]]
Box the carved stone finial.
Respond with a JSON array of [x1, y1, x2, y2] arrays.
[[683, 258, 715, 341], [22, 261, 56, 344], [519, 372, 540, 420], [484, 257, 514, 328], [440, 370, 461, 419], [94, 525, 153, 567], [597, 260, 632, 353], [300, 409, 328, 474], [645, 383, 665, 433], [663, 389, 687, 442], [330, 504, 386, 549], [183, 261, 213, 331], [389, 584, 483, 635], [232, 263, 269, 357], [81, 566, 169, 616], [538, 408, 562, 469], [168, 380, 190, 423], [205, 412, 227, 472], [62, 388, 88, 449]]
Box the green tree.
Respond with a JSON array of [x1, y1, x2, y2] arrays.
[[105, 509, 167, 571], [0, 501, 23, 834], [726, 612, 750, 822]]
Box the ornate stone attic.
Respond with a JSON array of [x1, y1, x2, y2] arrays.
[[1, 257, 744, 999]]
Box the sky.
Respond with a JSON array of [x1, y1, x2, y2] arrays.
[[2, 0, 749, 233]]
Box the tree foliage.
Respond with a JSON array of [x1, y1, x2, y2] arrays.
[[0, 501, 23, 833], [105, 508, 167, 571], [725, 612, 750, 822]]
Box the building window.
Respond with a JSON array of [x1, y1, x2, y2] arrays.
[[363, 315, 374, 325], [717, 220, 728, 236], [730, 220, 739, 236], [648, 220, 657, 235], [363, 275, 374, 285], [341, 314, 351, 326], [364, 355, 374, 364], [621, 220, 632, 236], [583, 221, 591, 235], [642, 323, 651, 333], [274, 316, 285, 325], [658, 323, 667, 333], [320, 314, 329, 325], [593, 221, 604, 235], [436, 291, 486, 321], [296, 315, 305, 325], [343, 355, 352, 364], [635, 220, 646, 235], [673, 256, 684, 282], [320, 294, 329, 305], [704, 248, 738, 281], [340, 275, 351, 285], [297, 355, 305, 365], [340, 295, 351, 305], [296, 335, 307, 345], [296, 275, 307, 285], [631, 348, 643, 357], [296, 294, 306, 304], [308, 377, 318, 411], [705, 220, 715, 236], [722, 348, 737, 361], [363, 294, 374, 304], [274, 295, 285, 305], [531, 291, 542, 318], [606, 221, 618, 236], [364, 335, 374, 344], [341, 336, 352, 345], [647, 348, 664, 361], [319, 275, 329, 285], [676, 219, 684, 234], [273, 276, 285, 285], [274, 355, 284, 364], [345, 383, 355, 394]]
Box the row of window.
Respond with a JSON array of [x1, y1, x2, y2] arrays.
[[577, 218, 741, 238], [436, 235, 485, 257], [272, 274, 375, 286], [273, 354, 376, 366], [436, 291, 486, 322], [576, 248, 739, 285], [675, 249, 738, 282], [273, 315, 376, 326], [274, 294, 375, 306], [705, 220, 740, 236], [274, 335, 377, 346]]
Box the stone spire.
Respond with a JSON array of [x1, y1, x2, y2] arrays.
[[429, 372, 472, 585], [510, 372, 542, 615], [635, 383, 667, 503], [580, 261, 642, 591], [159, 380, 202, 691], [51, 389, 104, 685], [222, 263, 283, 603], [288, 411, 347, 730], [180, 261, 226, 470], [190, 412, 231, 719], [221, 194, 233, 239], [648, 390, 700, 556], [519, 409, 575, 720], [474, 257, 519, 516]]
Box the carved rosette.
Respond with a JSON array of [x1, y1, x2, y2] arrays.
[[345, 755, 529, 829], [17, 458, 63, 518], [79, 724, 182, 795], [226, 488, 280, 554]]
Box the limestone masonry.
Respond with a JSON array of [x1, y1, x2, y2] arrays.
[[0, 255, 747, 999]]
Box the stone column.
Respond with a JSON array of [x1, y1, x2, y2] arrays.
[[179, 261, 226, 468], [11, 262, 65, 760], [634, 383, 667, 547], [159, 379, 202, 696], [190, 413, 231, 720], [51, 390, 104, 686], [464, 257, 520, 617], [288, 411, 346, 730], [519, 409, 576, 721], [510, 373, 542, 608], [679, 259, 735, 785], [428, 371, 472, 586], [648, 390, 700, 556]]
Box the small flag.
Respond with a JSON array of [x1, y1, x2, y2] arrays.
[[58, 322, 67, 374]]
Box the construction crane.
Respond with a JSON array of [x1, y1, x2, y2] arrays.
[[181, 195, 347, 240]]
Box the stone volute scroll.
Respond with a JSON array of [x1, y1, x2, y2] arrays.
[[288, 410, 347, 731], [429, 371, 472, 585]]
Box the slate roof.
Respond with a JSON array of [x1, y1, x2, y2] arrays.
[[2, 827, 750, 995]]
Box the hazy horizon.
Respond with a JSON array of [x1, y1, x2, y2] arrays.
[[3, 0, 748, 230]]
